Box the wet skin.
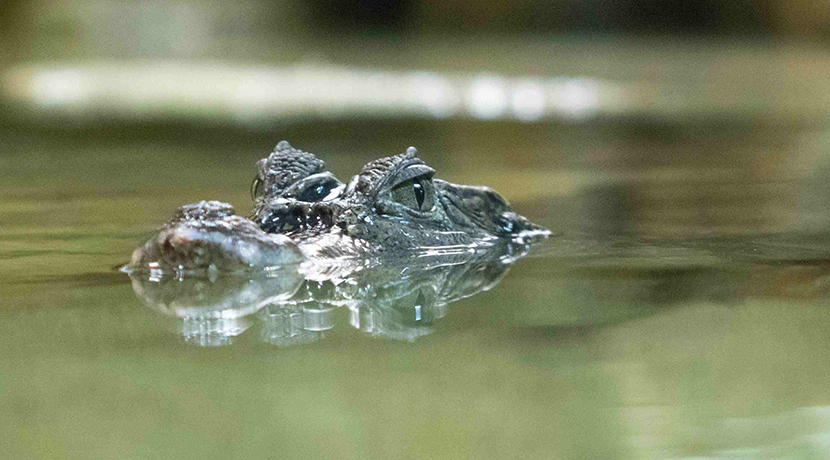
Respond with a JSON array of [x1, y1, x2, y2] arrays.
[[128, 141, 549, 272]]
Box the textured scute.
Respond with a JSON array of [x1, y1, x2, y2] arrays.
[[255, 142, 548, 250], [355, 148, 422, 194], [264, 141, 326, 197], [130, 142, 549, 273], [172, 201, 236, 221]]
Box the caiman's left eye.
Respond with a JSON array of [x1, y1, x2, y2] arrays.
[[250, 177, 265, 201], [296, 178, 339, 202], [391, 175, 434, 212]]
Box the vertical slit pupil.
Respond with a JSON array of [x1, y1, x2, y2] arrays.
[[413, 179, 425, 209]]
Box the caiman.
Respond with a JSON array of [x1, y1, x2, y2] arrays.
[[127, 141, 549, 274]]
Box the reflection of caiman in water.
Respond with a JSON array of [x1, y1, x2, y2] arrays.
[[130, 239, 533, 346], [124, 141, 549, 345]]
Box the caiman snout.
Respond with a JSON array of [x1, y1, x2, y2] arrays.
[[126, 201, 304, 273], [435, 180, 548, 239]]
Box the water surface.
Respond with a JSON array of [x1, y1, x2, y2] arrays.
[[3, 123, 830, 459]]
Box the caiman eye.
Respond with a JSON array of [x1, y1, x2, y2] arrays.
[[250, 177, 265, 201], [391, 175, 434, 212], [296, 178, 339, 202]]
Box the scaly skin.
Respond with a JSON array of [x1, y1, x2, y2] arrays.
[[128, 141, 549, 273]]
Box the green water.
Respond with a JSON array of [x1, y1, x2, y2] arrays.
[[3, 121, 830, 459]]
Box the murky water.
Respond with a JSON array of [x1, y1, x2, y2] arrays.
[[3, 121, 830, 459]]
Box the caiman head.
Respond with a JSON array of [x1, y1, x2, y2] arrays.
[[127, 141, 548, 273], [251, 141, 549, 252]]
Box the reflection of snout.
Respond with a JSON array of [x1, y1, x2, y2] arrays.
[[128, 216, 304, 273]]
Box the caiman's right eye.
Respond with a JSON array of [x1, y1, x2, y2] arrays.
[[250, 177, 265, 201], [391, 175, 435, 212]]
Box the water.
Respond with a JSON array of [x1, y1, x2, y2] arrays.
[[3, 121, 830, 459]]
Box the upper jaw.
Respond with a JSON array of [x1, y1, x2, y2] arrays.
[[434, 180, 549, 238]]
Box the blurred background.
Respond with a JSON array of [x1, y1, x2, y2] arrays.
[[3, 0, 830, 236], [5, 2, 830, 460]]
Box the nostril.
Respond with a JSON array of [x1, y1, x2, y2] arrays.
[[163, 237, 176, 256], [496, 214, 516, 234], [160, 233, 184, 266], [495, 212, 536, 235]]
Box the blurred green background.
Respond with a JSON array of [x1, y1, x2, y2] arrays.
[[4, 1, 830, 459], [4, 0, 830, 235]]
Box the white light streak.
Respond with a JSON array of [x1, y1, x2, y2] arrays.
[[549, 77, 600, 119], [467, 74, 507, 120], [31, 69, 88, 105], [511, 79, 545, 122], [7, 63, 623, 122], [410, 71, 458, 118]]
